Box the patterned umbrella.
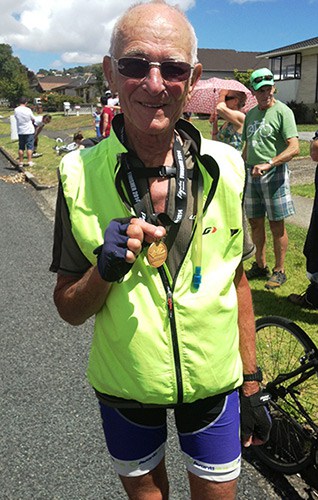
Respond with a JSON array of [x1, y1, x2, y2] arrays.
[[184, 77, 257, 114]]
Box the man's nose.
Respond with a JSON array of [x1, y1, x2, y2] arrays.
[[144, 66, 166, 93]]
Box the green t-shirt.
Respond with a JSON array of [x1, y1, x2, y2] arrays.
[[242, 100, 298, 165]]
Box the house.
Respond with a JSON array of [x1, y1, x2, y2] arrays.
[[197, 48, 269, 79], [258, 36, 318, 108], [33, 74, 99, 102]]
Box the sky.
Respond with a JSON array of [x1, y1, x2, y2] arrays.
[[1, 0, 317, 73]]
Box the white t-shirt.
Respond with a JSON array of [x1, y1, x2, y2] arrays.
[[33, 116, 43, 127], [14, 105, 35, 134], [107, 97, 119, 106]]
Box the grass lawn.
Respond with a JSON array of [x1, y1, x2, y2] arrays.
[[1, 111, 317, 345], [244, 221, 318, 346], [291, 184, 315, 198], [0, 112, 94, 185], [193, 117, 310, 157], [0, 113, 312, 184]]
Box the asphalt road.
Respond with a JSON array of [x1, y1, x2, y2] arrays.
[[0, 153, 315, 499]]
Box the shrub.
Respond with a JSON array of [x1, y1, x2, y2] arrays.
[[41, 93, 83, 112], [287, 100, 317, 124]]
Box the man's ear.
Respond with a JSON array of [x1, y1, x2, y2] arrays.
[[187, 63, 202, 101], [103, 56, 117, 92]]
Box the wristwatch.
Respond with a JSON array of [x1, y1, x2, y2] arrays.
[[268, 159, 274, 166], [243, 367, 263, 382]]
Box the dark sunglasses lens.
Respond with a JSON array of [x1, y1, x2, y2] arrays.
[[161, 62, 191, 81], [253, 75, 272, 84], [117, 58, 148, 78], [117, 58, 191, 81]]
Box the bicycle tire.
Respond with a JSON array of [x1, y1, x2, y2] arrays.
[[253, 315, 318, 474]]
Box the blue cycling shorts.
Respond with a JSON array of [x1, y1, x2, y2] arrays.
[[99, 390, 241, 482]]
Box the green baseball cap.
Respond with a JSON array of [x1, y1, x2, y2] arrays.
[[250, 68, 274, 91]]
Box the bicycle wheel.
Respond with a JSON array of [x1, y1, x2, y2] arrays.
[[253, 315, 318, 474]]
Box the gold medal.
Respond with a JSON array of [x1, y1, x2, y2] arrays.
[[147, 240, 168, 268]]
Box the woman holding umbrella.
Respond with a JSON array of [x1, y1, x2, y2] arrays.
[[209, 89, 246, 152], [210, 89, 255, 263]]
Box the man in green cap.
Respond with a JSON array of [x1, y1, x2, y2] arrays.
[[242, 68, 299, 289]]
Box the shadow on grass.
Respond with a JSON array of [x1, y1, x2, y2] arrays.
[[251, 287, 318, 328]]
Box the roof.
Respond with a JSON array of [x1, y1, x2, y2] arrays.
[[37, 76, 72, 85], [38, 82, 70, 92], [259, 36, 318, 57], [36, 74, 97, 92], [197, 48, 269, 72]]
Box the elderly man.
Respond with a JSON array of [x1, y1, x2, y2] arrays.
[[243, 68, 299, 289], [51, 2, 270, 498]]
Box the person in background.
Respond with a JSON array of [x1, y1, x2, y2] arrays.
[[51, 2, 271, 498], [210, 90, 246, 152], [14, 96, 36, 167], [288, 130, 318, 309], [33, 114, 52, 157], [99, 95, 114, 138], [107, 91, 120, 107], [210, 89, 255, 263], [242, 68, 299, 290], [72, 132, 85, 149], [93, 105, 102, 137]]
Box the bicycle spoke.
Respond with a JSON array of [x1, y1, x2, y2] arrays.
[[253, 316, 318, 474]]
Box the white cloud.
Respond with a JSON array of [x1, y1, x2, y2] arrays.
[[0, 0, 196, 66]]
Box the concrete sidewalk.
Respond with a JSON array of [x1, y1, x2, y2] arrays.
[[289, 196, 313, 228]]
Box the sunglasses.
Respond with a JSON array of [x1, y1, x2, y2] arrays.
[[225, 95, 236, 101], [252, 75, 273, 85], [113, 57, 193, 82]]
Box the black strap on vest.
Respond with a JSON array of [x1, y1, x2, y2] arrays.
[[119, 132, 188, 226]]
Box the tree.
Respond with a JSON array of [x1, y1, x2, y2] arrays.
[[91, 63, 107, 95], [0, 44, 30, 106], [233, 68, 253, 88]]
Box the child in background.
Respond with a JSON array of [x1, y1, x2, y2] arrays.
[[92, 105, 102, 137]]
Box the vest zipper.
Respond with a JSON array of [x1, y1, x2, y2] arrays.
[[159, 268, 183, 404]]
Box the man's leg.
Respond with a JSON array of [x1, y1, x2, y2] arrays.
[[99, 403, 168, 499], [18, 148, 24, 164], [268, 219, 287, 271], [18, 135, 24, 164], [177, 391, 241, 500], [264, 219, 288, 289], [246, 217, 271, 280], [26, 134, 35, 165], [120, 458, 169, 500], [188, 472, 237, 500], [33, 135, 39, 154], [26, 149, 33, 163], [249, 216, 266, 268]]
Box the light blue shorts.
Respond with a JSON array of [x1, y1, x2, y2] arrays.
[[99, 390, 241, 482]]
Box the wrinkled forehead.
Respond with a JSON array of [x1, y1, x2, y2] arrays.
[[112, 5, 193, 60]]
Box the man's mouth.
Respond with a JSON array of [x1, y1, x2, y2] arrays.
[[140, 102, 165, 108]]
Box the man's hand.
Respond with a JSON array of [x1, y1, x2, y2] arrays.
[[94, 217, 166, 282], [240, 386, 272, 447], [252, 163, 272, 177]]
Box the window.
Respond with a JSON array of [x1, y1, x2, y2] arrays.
[[270, 53, 301, 80]]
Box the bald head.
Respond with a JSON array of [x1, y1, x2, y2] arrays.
[[109, 0, 198, 65]]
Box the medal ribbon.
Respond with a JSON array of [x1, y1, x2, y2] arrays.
[[121, 132, 188, 226]]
